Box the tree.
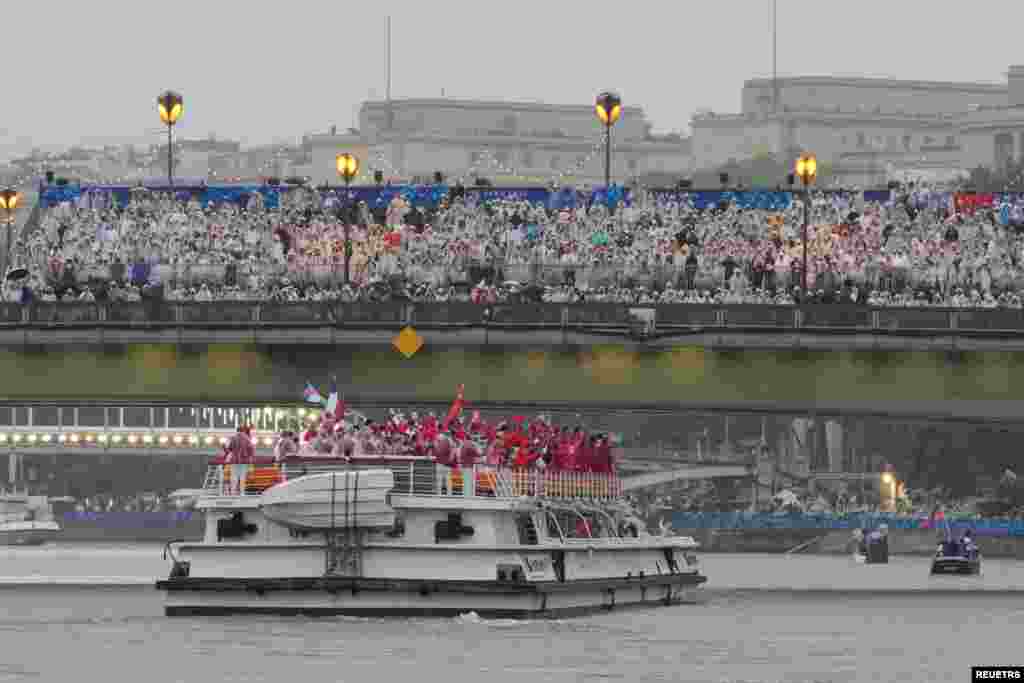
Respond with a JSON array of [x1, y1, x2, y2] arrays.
[[964, 161, 1024, 192], [692, 154, 835, 189]]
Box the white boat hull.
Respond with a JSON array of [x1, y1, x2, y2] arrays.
[[160, 574, 705, 618], [259, 471, 396, 531], [0, 521, 61, 546]]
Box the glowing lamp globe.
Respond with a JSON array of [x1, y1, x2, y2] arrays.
[[336, 153, 359, 182], [595, 91, 622, 127], [0, 188, 20, 212], [157, 91, 184, 126], [795, 154, 817, 183]]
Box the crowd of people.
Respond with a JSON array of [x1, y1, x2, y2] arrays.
[[220, 389, 615, 478], [9, 184, 1024, 309]]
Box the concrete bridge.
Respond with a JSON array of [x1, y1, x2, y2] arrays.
[[620, 466, 755, 490], [4, 300, 1024, 351]]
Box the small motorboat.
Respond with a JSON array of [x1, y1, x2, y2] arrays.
[[930, 532, 981, 576]]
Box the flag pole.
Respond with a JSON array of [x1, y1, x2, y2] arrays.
[[772, 0, 778, 114]]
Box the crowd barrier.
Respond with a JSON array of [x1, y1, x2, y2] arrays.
[[670, 512, 1024, 535], [1, 301, 1023, 335]]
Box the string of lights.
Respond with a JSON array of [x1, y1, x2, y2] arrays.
[[0, 405, 321, 450]]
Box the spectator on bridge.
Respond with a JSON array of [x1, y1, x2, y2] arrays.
[[15, 184, 1024, 309]]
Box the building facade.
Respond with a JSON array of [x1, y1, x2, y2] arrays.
[[692, 69, 1024, 187], [295, 98, 692, 187]]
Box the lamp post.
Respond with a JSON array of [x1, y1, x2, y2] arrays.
[[157, 91, 184, 186], [595, 91, 622, 189], [0, 188, 21, 267], [794, 154, 817, 296], [336, 153, 360, 285]]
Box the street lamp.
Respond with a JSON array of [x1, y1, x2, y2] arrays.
[[157, 91, 184, 186], [336, 153, 360, 285], [0, 188, 21, 266], [595, 91, 622, 189], [794, 154, 817, 296]]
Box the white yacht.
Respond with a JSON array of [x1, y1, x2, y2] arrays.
[[157, 454, 706, 618]]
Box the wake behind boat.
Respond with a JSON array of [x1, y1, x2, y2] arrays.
[[156, 383, 707, 618]]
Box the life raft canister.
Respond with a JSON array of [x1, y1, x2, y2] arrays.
[[476, 470, 497, 495], [448, 468, 464, 494], [243, 465, 283, 494], [512, 470, 529, 496]]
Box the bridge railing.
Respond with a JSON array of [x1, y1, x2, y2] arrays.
[[1, 301, 1024, 335]]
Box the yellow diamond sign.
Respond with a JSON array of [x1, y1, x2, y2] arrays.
[[393, 326, 424, 359]]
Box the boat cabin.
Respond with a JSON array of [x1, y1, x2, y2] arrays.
[[198, 454, 648, 552]]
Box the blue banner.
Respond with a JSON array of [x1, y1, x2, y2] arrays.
[[680, 191, 793, 211], [39, 184, 1013, 215], [468, 187, 551, 204], [39, 184, 282, 210]]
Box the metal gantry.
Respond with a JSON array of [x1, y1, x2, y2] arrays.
[[0, 402, 322, 456]]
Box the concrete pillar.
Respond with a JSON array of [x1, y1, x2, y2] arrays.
[[825, 420, 844, 473], [789, 418, 812, 478]]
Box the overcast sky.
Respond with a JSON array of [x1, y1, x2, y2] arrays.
[[3, 0, 1023, 157]]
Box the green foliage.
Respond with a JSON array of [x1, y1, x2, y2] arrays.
[[691, 154, 835, 189], [964, 161, 1024, 192]]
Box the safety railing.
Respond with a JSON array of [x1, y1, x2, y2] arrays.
[[2, 301, 1024, 336], [202, 461, 623, 503]]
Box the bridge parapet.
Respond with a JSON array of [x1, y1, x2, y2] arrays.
[[0, 301, 1019, 341]]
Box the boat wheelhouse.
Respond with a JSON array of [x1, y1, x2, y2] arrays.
[[157, 454, 706, 618]]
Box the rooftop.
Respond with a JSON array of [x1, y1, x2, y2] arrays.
[[744, 75, 1006, 93], [360, 97, 645, 115]]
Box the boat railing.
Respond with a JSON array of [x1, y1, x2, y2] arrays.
[[201, 461, 623, 502], [389, 463, 623, 502]]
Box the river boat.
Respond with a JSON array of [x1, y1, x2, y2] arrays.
[[0, 493, 61, 546], [156, 454, 707, 618]]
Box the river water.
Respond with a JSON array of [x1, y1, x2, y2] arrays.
[[1, 544, 1022, 682]]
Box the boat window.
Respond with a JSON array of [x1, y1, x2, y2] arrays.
[[386, 516, 405, 538]]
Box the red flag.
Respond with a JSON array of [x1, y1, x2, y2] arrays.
[[442, 384, 465, 431]]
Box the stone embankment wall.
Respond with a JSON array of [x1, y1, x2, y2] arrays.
[[679, 528, 1024, 558]]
